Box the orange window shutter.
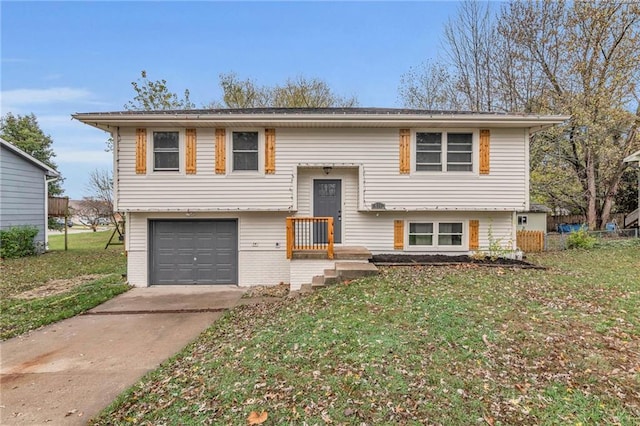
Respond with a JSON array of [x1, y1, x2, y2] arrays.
[[399, 129, 410, 174], [394, 220, 404, 250], [215, 128, 226, 174], [136, 128, 147, 174], [479, 129, 490, 175], [185, 128, 197, 174], [469, 220, 480, 250], [265, 128, 276, 174]]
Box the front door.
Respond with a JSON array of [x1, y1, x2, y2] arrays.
[[313, 179, 342, 244]]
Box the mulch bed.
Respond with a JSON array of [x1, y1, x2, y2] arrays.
[[372, 254, 544, 269]]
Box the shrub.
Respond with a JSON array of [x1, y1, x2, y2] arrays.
[[48, 217, 64, 231], [566, 228, 597, 249], [0, 225, 40, 258]]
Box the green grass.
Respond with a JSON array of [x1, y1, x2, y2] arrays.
[[91, 242, 640, 425], [1, 231, 129, 340]]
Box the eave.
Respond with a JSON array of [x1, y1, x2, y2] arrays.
[[72, 111, 569, 133]]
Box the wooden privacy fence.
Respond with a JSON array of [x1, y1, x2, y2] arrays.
[[286, 217, 334, 259], [48, 196, 69, 217], [517, 230, 545, 252]]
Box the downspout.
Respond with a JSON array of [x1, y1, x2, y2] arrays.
[[44, 175, 59, 251]]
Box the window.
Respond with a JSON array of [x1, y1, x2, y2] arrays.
[[438, 222, 463, 246], [153, 131, 179, 171], [415, 131, 473, 172], [517, 215, 528, 226], [232, 131, 259, 171], [409, 223, 434, 245], [408, 221, 464, 247], [446, 133, 472, 171], [416, 133, 442, 171]]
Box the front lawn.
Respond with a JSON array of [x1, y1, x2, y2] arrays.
[[0, 231, 129, 340], [92, 241, 640, 425]]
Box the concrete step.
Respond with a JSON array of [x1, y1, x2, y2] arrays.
[[311, 275, 326, 288], [323, 269, 340, 285], [335, 262, 378, 280], [334, 246, 372, 261], [303, 259, 379, 293]]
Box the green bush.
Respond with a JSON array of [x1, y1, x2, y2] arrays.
[[48, 217, 63, 231], [566, 228, 597, 249], [0, 225, 40, 258]]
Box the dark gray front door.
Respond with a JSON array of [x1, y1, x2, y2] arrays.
[[149, 220, 237, 285], [313, 179, 342, 244]]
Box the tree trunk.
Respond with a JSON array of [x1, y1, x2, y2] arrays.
[[599, 161, 627, 228], [585, 149, 598, 230]]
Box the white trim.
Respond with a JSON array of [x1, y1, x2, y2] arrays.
[[113, 128, 119, 212], [405, 219, 467, 251], [43, 174, 49, 249], [73, 112, 570, 133], [412, 129, 478, 175], [147, 128, 184, 174], [228, 128, 265, 175], [310, 176, 344, 245]]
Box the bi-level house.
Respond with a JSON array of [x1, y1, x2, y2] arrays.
[[73, 108, 566, 290]]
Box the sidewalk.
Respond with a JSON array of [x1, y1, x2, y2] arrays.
[[0, 286, 247, 425]]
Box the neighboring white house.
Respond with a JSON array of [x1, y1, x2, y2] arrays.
[[516, 203, 551, 233], [0, 137, 60, 251], [73, 108, 567, 289]]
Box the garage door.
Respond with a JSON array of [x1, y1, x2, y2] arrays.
[[149, 220, 238, 285]]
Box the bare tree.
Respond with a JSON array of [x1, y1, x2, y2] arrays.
[[502, 0, 640, 228], [399, 0, 640, 229], [443, 0, 496, 112], [272, 76, 358, 108], [84, 169, 114, 225], [74, 198, 112, 231], [398, 61, 462, 110], [209, 73, 359, 109]]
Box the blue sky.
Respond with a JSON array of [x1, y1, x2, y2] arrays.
[[1, 1, 460, 199]]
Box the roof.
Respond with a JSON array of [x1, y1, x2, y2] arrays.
[[73, 107, 569, 133], [528, 203, 552, 213], [0, 137, 59, 177], [624, 150, 640, 163]]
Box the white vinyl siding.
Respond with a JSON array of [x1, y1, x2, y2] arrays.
[[124, 210, 514, 287], [116, 127, 527, 212]]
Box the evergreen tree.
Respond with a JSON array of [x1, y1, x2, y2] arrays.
[[1, 113, 64, 195]]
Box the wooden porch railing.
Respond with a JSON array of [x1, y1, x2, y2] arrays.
[[286, 217, 334, 259]]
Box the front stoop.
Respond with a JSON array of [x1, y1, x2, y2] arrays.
[[293, 246, 378, 292], [312, 261, 379, 289]]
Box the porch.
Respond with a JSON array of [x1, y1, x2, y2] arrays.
[[285, 216, 378, 290]]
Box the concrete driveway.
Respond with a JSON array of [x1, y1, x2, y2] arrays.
[[0, 286, 247, 425]]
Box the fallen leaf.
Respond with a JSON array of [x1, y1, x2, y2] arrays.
[[65, 409, 78, 417], [247, 411, 268, 425]]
